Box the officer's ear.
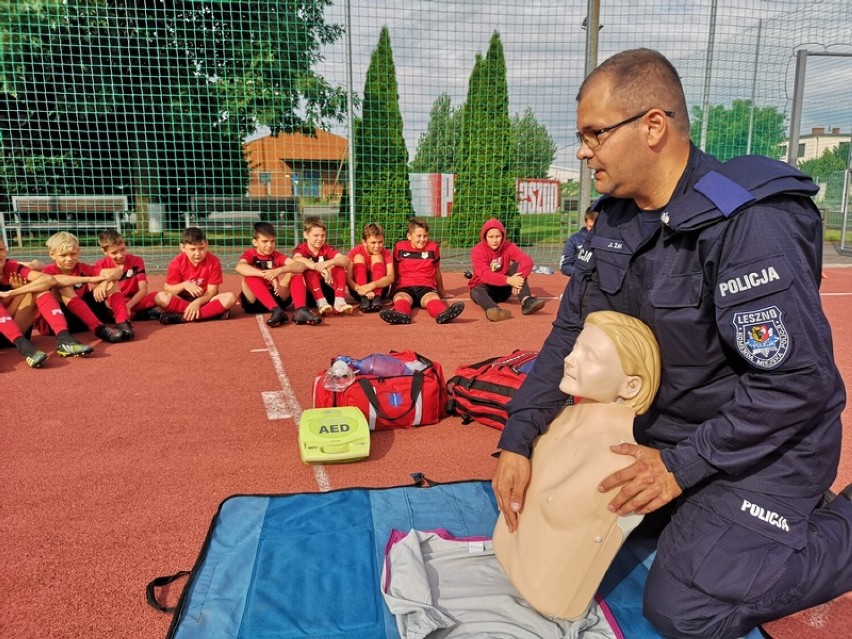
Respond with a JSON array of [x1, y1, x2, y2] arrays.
[[645, 109, 670, 147]]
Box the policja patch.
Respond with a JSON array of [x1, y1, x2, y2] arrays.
[[732, 305, 790, 370]]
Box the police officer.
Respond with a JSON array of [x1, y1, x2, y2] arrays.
[[492, 48, 852, 639]]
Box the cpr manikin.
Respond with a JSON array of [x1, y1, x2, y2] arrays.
[[493, 310, 661, 620]]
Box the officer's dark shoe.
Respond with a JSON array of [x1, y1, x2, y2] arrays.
[[26, 350, 49, 369], [56, 334, 94, 358], [115, 321, 134, 341], [359, 297, 372, 313], [293, 307, 322, 325], [436, 302, 465, 324], [379, 308, 411, 325], [94, 324, 125, 343], [521, 296, 545, 315], [267, 307, 288, 327], [159, 312, 185, 325]]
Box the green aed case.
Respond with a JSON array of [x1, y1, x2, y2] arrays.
[[298, 406, 371, 464]]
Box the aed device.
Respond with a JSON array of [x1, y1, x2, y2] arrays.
[[299, 406, 371, 464]]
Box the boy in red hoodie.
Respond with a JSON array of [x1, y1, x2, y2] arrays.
[[468, 218, 545, 321]]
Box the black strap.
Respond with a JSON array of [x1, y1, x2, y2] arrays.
[[410, 472, 439, 487], [356, 371, 424, 421], [146, 570, 190, 613]]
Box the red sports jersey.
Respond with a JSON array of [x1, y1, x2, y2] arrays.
[[393, 240, 440, 288], [94, 253, 148, 298], [42, 261, 99, 298], [347, 244, 392, 268], [239, 247, 290, 271], [293, 242, 339, 263], [166, 252, 224, 292], [0, 259, 31, 291]]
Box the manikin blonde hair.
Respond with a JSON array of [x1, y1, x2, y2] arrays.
[[583, 310, 661, 415]]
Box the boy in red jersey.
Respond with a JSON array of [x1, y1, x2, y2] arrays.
[[41, 231, 129, 343], [158, 227, 237, 325], [346, 222, 395, 313], [94, 229, 161, 335], [0, 239, 57, 367], [235, 221, 313, 326], [293, 216, 352, 317], [379, 217, 464, 325], [468, 218, 545, 321]]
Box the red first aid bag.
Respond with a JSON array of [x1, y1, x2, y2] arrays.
[[312, 351, 446, 430], [446, 350, 538, 430]]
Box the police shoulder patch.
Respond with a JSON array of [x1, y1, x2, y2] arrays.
[[731, 305, 790, 370]]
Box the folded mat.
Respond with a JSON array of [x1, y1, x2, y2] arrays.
[[150, 478, 764, 639]]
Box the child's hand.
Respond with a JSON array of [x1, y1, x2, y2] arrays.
[[183, 299, 202, 321], [262, 270, 278, 282], [355, 284, 373, 296], [92, 281, 109, 303], [183, 281, 204, 298], [8, 272, 26, 289], [507, 274, 525, 289]]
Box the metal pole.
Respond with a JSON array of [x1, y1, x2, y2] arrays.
[[786, 50, 807, 166], [344, 0, 357, 248], [840, 128, 851, 254], [577, 0, 600, 228], [746, 19, 762, 155], [699, 0, 718, 152]]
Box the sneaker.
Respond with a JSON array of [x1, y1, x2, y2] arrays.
[[115, 321, 134, 340], [521, 296, 546, 315], [159, 312, 185, 325], [56, 335, 94, 358], [25, 350, 49, 369], [94, 324, 126, 343], [293, 307, 322, 325], [359, 297, 372, 313], [486, 307, 512, 322], [267, 307, 288, 327], [379, 308, 411, 325], [436, 301, 465, 324], [334, 299, 353, 314], [317, 301, 334, 316]]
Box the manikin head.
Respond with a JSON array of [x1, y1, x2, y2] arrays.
[[559, 310, 660, 415]]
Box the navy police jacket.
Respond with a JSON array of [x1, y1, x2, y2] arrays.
[[500, 145, 845, 499]]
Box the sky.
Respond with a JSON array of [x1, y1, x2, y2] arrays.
[[307, 0, 852, 167]]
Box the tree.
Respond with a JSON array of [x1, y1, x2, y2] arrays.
[[510, 108, 556, 179], [410, 93, 462, 174], [798, 142, 850, 184], [451, 31, 518, 247], [690, 99, 785, 161], [352, 26, 414, 243], [0, 1, 348, 229]]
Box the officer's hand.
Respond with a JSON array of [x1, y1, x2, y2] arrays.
[[598, 443, 682, 515], [492, 451, 531, 533]]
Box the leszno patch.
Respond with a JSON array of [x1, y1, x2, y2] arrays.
[[732, 305, 790, 369]]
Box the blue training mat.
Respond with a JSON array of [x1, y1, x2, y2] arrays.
[[158, 480, 764, 639]]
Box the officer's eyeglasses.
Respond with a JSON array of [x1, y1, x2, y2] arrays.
[[576, 109, 675, 149]]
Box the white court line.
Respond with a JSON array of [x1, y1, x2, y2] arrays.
[[255, 315, 332, 492]]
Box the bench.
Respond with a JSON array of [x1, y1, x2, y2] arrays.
[[1, 195, 127, 248], [189, 196, 300, 246]]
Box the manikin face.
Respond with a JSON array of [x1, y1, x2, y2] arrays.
[[559, 323, 632, 403], [485, 228, 504, 250], [253, 233, 276, 257], [181, 241, 209, 266], [304, 226, 327, 252], [102, 242, 128, 266], [407, 226, 429, 250], [363, 234, 384, 255]]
